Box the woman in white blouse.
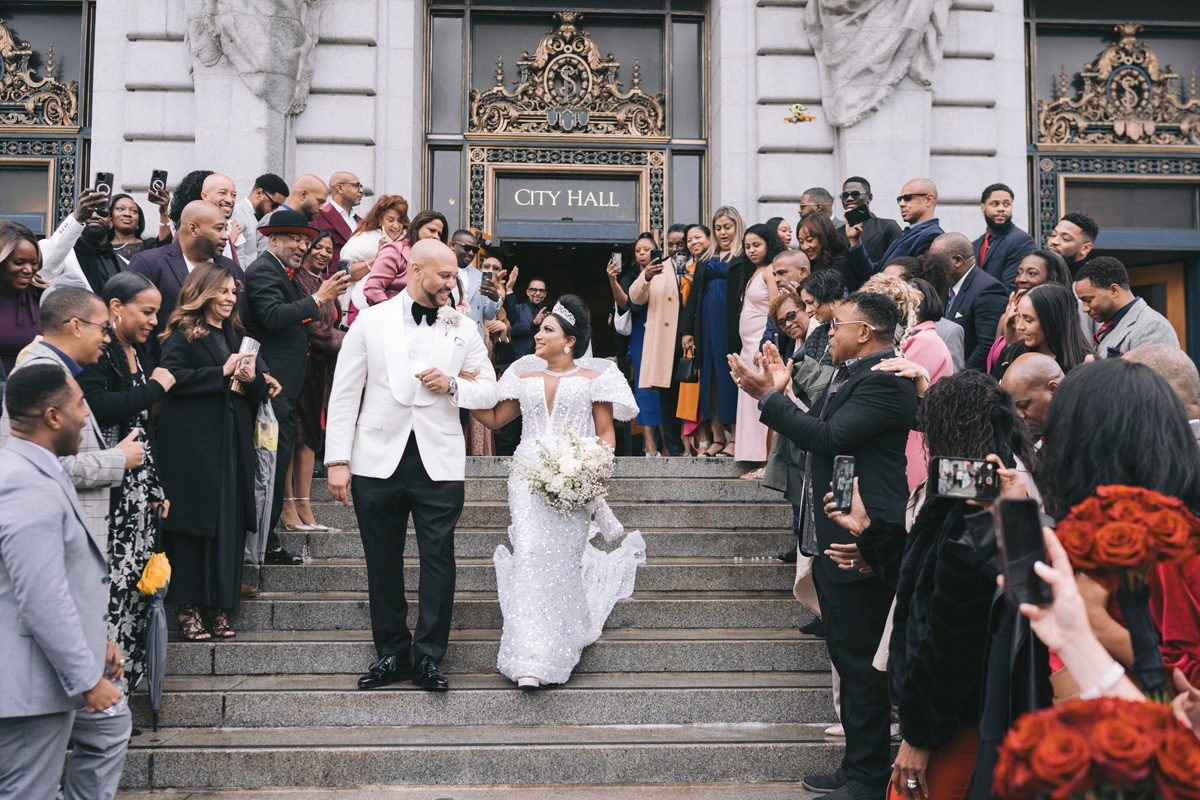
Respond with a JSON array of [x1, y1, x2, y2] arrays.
[[339, 194, 410, 314]]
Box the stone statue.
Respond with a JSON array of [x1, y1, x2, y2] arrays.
[[803, 0, 952, 129], [185, 0, 324, 116]]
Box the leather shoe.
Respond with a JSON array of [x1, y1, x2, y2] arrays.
[[265, 547, 303, 565], [240, 583, 261, 599], [822, 780, 888, 800], [777, 544, 798, 563], [798, 617, 825, 638], [802, 769, 847, 794], [357, 654, 411, 690], [412, 655, 449, 691]]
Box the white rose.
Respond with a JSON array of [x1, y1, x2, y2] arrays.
[[559, 456, 580, 477], [549, 475, 566, 493]]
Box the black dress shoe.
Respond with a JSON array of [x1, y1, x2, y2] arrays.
[[823, 780, 889, 800], [798, 617, 825, 638], [357, 654, 411, 690], [802, 769, 847, 794], [264, 547, 303, 565], [777, 543, 798, 563], [412, 656, 449, 691]]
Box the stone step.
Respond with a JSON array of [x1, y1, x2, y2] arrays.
[[118, 783, 821, 800], [197, 590, 812, 632], [120, 723, 843, 790], [464, 456, 754, 479], [166, 628, 830, 676], [309, 477, 782, 504], [131, 671, 834, 729], [247, 557, 795, 594], [307, 501, 791, 530], [280, 528, 797, 559]]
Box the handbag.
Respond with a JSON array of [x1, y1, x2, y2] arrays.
[[675, 345, 698, 384], [613, 302, 632, 336]]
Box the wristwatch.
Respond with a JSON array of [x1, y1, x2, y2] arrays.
[[448, 378, 458, 397]]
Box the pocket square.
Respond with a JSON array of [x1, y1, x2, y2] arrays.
[[955, 311, 964, 319]]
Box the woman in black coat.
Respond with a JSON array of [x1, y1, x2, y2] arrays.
[[78, 271, 176, 689], [823, 371, 1038, 800], [157, 263, 269, 640]]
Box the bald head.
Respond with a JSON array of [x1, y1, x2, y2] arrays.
[[928, 232, 975, 281], [898, 178, 937, 225], [1124, 345, 1200, 420], [1001, 353, 1064, 438], [329, 171, 362, 212], [407, 239, 459, 310], [286, 174, 329, 221], [200, 173, 237, 219], [180, 200, 228, 262]]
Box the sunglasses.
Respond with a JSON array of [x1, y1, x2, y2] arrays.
[[777, 310, 802, 324], [456, 244, 480, 254], [896, 192, 931, 204], [839, 190, 864, 200], [77, 318, 115, 337], [528, 288, 547, 294]]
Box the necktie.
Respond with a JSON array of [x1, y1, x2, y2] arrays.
[[411, 303, 437, 326], [946, 289, 955, 312], [284, 267, 296, 281], [1093, 321, 1114, 346], [979, 232, 991, 265]]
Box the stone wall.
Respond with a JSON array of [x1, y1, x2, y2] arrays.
[[714, 0, 1029, 240]]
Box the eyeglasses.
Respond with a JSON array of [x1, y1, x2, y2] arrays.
[[839, 190, 864, 200], [830, 319, 877, 331], [777, 310, 801, 324], [336, 182, 363, 189], [528, 288, 547, 294], [77, 318, 115, 337], [896, 193, 931, 204]]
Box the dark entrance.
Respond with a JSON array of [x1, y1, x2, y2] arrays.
[[506, 242, 628, 360]]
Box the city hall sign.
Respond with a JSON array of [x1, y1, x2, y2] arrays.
[[468, 11, 666, 137], [497, 175, 638, 223]]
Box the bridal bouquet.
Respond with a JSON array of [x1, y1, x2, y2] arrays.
[[992, 697, 1200, 800], [510, 428, 616, 517], [1055, 486, 1200, 696]]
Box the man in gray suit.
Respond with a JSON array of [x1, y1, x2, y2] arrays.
[[0, 287, 144, 549], [1075, 257, 1180, 358], [0, 365, 125, 800]]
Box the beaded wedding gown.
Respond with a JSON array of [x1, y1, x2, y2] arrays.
[[494, 355, 647, 684]]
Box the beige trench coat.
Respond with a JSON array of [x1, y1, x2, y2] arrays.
[[629, 268, 682, 390]]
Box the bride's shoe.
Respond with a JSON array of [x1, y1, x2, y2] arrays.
[[517, 676, 541, 689]]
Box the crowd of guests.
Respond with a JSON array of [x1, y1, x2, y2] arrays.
[[1, 164, 1198, 800]]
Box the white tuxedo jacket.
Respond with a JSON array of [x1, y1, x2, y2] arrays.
[[324, 294, 499, 482]]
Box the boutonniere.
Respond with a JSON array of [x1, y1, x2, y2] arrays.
[[437, 305, 461, 328]]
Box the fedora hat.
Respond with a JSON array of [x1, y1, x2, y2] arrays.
[[258, 209, 319, 238]]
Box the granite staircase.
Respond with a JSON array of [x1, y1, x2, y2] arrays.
[[117, 458, 837, 798]]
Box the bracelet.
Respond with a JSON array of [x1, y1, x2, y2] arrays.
[[311, 293, 322, 308], [1079, 661, 1125, 700]]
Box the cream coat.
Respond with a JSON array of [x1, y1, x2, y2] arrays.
[[629, 268, 682, 390]]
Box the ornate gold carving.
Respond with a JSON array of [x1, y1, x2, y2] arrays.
[[468, 11, 665, 137], [1037, 24, 1200, 147], [0, 18, 79, 128]]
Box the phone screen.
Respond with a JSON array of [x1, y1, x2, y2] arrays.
[[831, 456, 855, 513], [929, 457, 999, 500], [845, 204, 871, 227], [995, 498, 1052, 608]]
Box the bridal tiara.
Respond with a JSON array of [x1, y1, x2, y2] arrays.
[[551, 301, 576, 326]]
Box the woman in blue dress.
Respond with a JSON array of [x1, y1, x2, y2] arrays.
[[679, 206, 749, 458], [607, 232, 663, 456]]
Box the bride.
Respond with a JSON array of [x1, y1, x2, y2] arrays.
[[470, 294, 646, 688]]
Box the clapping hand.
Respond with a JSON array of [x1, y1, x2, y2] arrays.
[[728, 341, 791, 400]]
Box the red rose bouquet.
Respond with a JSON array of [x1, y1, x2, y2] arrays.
[[1055, 486, 1200, 695], [993, 697, 1200, 800]]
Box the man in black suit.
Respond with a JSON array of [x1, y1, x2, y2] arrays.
[[931, 232, 1008, 371], [128, 201, 249, 363], [972, 183, 1036, 291], [730, 292, 917, 800], [837, 176, 902, 265], [245, 210, 349, 563]]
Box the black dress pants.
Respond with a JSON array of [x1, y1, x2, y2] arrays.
[[813, 563, 895, 788], [351, 434, 464, 664], [655, 380, 684, 456], [267, 394, 297, 551]]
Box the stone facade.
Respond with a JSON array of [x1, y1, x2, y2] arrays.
[[91, 0, 1028, 240]]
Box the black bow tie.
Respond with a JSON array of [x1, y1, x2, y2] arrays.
[[411, 303, 437, 326]]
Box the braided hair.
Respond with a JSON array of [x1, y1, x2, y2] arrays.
[[917, 371, 1036, 471]]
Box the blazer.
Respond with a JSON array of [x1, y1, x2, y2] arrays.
[[0, 436, 108, 717], [312, 203, 360, 268], [324, 294, 499, 482], [629, 267, 684, 389], [244, 251, 319, 399], [0, 341, 125, 548], [946, 267, 1008, 371], [760, 349, 918, 584], [933, 318, 966, 373], [973, 221, 1037, 291], [128, 240, 249, 364], [838, 212, 904, 267], [1096, 298, 1180, 358], [846, 217, 944, 284]]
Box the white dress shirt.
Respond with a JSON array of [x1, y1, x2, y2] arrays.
[[400, 289, 439, 399]]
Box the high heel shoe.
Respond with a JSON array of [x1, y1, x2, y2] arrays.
[[279, 497, 314, 531], [517, 676, 541, 689], [293, 498, 331, 531]]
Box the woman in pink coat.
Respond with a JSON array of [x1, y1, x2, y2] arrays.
[[358, 209, 448, 310]]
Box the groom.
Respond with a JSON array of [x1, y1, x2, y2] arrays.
[[325, 239, 499, 691]]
